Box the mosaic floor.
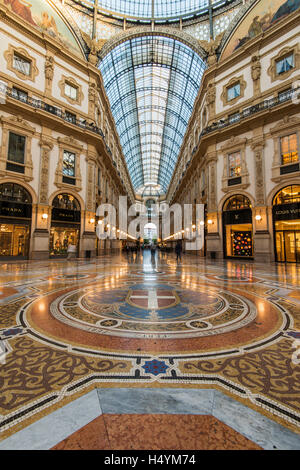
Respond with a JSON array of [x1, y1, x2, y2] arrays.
[[0, 251, 299, 450]]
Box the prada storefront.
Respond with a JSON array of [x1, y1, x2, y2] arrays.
[[223, 195, 253, 259], [273, 185, 300, 263], [0, 183, 32, 259], [50, 194, 81, 257]]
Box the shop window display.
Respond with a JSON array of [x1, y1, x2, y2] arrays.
[[49, 227, 79, 256]]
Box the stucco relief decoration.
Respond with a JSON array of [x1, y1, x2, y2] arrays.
[[80, 30, 107, 66], [39, 139, 53, 204], [222, 0, 300, 60], [1, 0, 81, 55], [206, 81, 216, 122], [45, 54, 54, 93], [198, 32, 224, 66], [251, 139, 265, 205]]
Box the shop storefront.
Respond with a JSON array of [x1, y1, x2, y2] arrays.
[[50, 194, 81, 258], [273, 185, 300, 263], [0, 183, 32, 259], [222, 195, 253, 259]]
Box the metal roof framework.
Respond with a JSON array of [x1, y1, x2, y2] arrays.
[[99, 35, 206, 194]]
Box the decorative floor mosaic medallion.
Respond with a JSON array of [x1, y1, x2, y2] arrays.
[[0, 252, 299, 443]]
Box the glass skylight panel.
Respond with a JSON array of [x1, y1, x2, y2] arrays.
[[99, 35, 206, 193]]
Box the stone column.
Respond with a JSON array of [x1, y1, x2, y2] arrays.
[[251, 136, 272, 262], [206, 149, 222, 259], [81, 152, 97, 258], [31, 139, 53, 259]]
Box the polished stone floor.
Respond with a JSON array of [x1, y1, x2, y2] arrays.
[[0, 250, 299, 450]]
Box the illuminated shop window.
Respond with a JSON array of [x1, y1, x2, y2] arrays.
[[228, 151, 241, 178], [280, 133, 298, 165]]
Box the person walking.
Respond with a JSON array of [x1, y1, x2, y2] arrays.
[[175, 240, 182, 263], [67, 243, 76, 260]]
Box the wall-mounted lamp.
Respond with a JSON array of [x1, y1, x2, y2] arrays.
[[200, 221, 205, 226], [42, 213, 48, 220], [90, 218, 95, 224], [192, 225, 196, 229], [255, 215, 262, 221], [207, 219, 213, 225], [98, 220, 103, 225]]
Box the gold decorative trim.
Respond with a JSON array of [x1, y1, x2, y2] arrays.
[[58, 75, 84, 106], [3, 44, 38, 82], [221, 137, 249, 193], [220, 76, 246, 107], [54, 136, 83, 192], [270, 116, 300, 181], [0, 115, 34, 181], [268, 45, 300, 83]]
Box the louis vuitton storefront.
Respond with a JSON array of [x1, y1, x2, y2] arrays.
[[222, 195, 253, 259], [0, 183, 32, 259], [273, 185, 300, 263]]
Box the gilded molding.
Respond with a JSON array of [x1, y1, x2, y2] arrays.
[[58, 75, 84, 106], [268, 44, 300, 83], [221, 75, 247, 107], [3, 44, 39, 82], [55, 137, 83, 192], [0, 115, 34, 181]]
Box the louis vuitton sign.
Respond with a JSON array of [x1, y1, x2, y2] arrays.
[[273, 203, 300, 221]]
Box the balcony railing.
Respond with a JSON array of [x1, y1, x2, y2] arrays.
[[201, 87, 300, 137], [0, 81, 106, 139]]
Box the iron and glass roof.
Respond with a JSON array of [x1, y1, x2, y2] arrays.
[[72, 0, 233, 21], [99, 35, 206, 194]]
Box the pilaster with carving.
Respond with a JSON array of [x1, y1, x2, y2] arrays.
[[88, 82, 97, 117], [206, 81, 216, 124], [251, 136, 265, 205], [44, 54, 54, 96], [39, 138, 53, 204], [251, 55, 261, 97]]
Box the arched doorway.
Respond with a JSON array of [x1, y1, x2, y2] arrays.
[[50, 193, 81, 258], [144, 222, 157, 244], [222, 195, 253, 259], [0, 183, 32, 259], [273, 185, 300, 263]]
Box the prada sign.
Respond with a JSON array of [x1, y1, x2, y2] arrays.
[[52, 208, 80, 223], [273, 203, 300, 221], [0, 201, 32, 219]]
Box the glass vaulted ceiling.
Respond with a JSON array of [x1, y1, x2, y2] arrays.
[[77, 0, 230, 21], [99, 36, 206, 195]]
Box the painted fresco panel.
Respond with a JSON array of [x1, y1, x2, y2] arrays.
[[2, 0, 81, 55], [222, 0, 300, 59]]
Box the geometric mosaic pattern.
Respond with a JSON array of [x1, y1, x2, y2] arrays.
[[0, 253, 300, 443]]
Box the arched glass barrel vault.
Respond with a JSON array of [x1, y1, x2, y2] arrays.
[[74, 0, 235, 22], [99, 35, 207, 195]]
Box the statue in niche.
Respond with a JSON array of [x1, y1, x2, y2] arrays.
[[251, 55, 261, 81], [45, 55, 54, 90]]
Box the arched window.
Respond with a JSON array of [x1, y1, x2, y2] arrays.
[[52, 193, 80, 211], [0, 183, 32, 204], [223, 195, 252, 211], [273, 185, 300, 205]]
